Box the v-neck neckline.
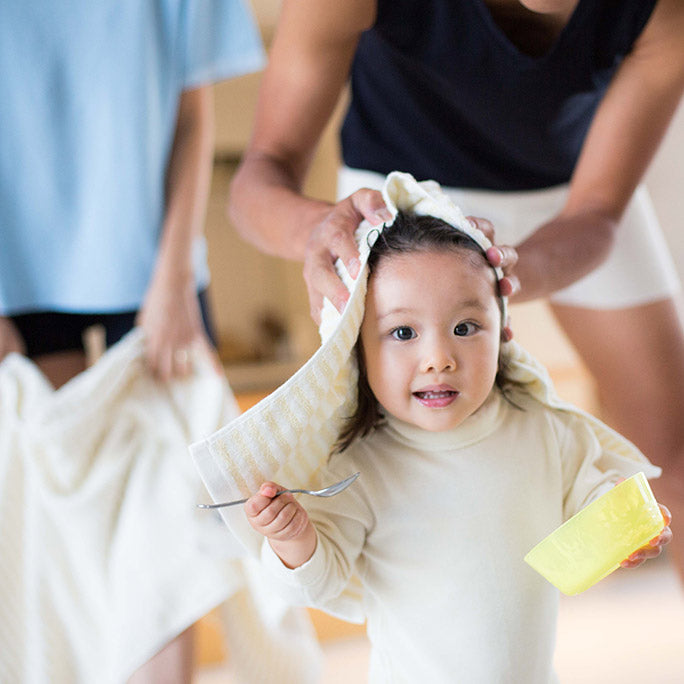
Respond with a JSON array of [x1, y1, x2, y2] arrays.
[[470, 0, 587, 65]]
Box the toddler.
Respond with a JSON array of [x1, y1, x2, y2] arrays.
[[197, 172, 672, 683]]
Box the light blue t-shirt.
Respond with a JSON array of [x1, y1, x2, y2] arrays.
[[0, 0, 264, 315]]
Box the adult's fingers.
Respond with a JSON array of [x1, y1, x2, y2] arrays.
[[486, 245, 520, 298], [171, 346, 192, 378], [303, 250, 352, 324], [303, 188, 391, 322], [466, 215, 521, 298], [348, 187, 393, 228], [498, 273, 521, 298], [303, 204, 356, 321], [322, 188, 392, 277], [486, 244, 518, 271], [151, 342, 174, 383], [466, 216, 495, 241]]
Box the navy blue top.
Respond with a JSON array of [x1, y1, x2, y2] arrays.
[[341, 0, 657, 190]]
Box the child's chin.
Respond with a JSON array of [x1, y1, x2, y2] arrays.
[[414, 413, 467, 432]]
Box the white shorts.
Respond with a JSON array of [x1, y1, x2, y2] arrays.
[[338, 166, 682, 310]]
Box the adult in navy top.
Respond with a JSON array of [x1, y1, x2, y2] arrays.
[[342, 0, 656, 190], [229, 0, 684, 592]]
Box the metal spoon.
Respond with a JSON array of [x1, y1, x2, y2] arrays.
[[197, 471, 360, 509]]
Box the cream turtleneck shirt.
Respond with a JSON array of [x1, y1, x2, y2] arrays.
[[260, 389, 644, 683]]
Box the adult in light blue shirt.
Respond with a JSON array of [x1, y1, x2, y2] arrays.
[[0, 0, 264, 679], [0, 0, 264, 384]]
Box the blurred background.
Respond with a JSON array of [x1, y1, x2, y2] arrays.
[[198, 1, 684, 680]]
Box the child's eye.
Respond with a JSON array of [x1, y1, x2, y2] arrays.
[[391, 326, 416, 341], [454, 322, 478, 337]]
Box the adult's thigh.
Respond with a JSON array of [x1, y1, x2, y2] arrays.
[[551, 295, 684, 463], [549, 298, 684, 453]]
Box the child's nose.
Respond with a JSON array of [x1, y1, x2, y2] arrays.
[[421, 340, 456, 373]]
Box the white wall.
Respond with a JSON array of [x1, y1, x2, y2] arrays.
[[646, 99, 684, 280]]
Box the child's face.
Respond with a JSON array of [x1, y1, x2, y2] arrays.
[[360, 248, 501, 432]]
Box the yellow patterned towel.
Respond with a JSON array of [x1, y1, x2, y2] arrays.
[[190, 172, 659, 621]]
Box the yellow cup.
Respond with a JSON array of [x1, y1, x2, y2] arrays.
[[524, 472, 664, 595]]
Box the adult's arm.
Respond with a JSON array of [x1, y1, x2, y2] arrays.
[[229, 0, 394, 319], [0, 317, 26, 363], [512, 0, 684, 302], [137, 85, 220, 380]]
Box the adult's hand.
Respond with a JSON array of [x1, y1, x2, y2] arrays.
[[303, 188, 392, 324], [466, 216, 520, 298], [466, 216, 519, 341], [136, 273, 221, 382], [301, 198, 521, 338], [0, 316, 26, 364]]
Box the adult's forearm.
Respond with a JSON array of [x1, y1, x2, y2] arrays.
[[157, 87, 215, 283], [513, 209, 618, 302], [229, 152, 334, 262]]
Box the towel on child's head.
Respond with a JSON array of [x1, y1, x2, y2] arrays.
[[191, 172, 503, 533], [190, 171, 659, 621]]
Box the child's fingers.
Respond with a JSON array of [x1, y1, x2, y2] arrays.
[[245, 485, 304, 531], [620, 545, 657, 568], [620, 554, 645, 569], [244, 494, 276, 519], [266, 497, 310, 540], [244, 481, 285, 517], [619, 524, 672, 568], [254, 496, 308, 541], [244, 482, 311, 540], [648, 525, 672, 549], [617, 499, 671, 569], [259, 481, 283, 498], [659, 504, 672, 527], [246, 496, 288, 529]]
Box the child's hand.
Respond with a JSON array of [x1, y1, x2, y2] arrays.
[[620, 504, 672, 569], [245, 482, 317, 568], [245, 482, 309, 540]]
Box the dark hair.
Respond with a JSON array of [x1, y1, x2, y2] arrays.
[[334, 209, 513, 453]]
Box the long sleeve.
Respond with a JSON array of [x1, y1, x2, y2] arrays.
[[259, 462, 373, 615], [557, 412, 648, 520]]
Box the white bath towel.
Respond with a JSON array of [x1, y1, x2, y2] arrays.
[[0, 329, 320, 683], [190, 172, 659, 621]]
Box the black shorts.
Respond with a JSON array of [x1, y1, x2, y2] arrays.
[[9, 290, 216, 359]]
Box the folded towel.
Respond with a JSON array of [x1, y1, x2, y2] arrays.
[[0, 329, 320, 683], [190, 172, 659, 621]]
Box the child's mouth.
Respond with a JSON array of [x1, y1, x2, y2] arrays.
[[413, 389, 459, 408]]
